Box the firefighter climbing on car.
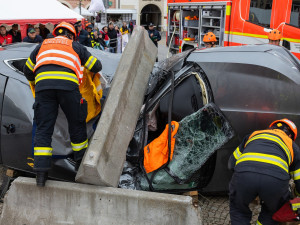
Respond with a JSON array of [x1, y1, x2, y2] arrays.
[[228, 119, 300, 225], [23, 22, 102, 187]]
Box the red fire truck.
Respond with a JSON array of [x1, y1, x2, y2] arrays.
[[167, 0, 300, 59]]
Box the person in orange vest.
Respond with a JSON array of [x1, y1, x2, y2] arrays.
[[228, 119, 300, 225], [23, 22, 102, 187], [203, 32, 217, 48], [268, 29, 282, 46]]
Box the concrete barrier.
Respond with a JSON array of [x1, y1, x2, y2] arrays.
[[75, 26, 158, 186], [0, 177, 202, 225]]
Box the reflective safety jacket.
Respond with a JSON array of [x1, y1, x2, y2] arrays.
[[144, 121, 179, 173], [23, 36, 102, 92], [34, 37, 83, 82], [229, 129, 300, 196]]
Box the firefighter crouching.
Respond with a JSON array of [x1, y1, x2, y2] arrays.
[[203, 32, 217, 48], [228, 119, 300, 225], [268, 29, 282, 46], [23, 22, 102, 187]]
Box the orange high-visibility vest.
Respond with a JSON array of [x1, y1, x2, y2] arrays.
[[33, 36, 83, 83], [246, 129, 294, 164], [144, 121, 179, 173]]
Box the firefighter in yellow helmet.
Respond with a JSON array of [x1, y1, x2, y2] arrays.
[[268, 29, 282, 46], [228, 119, 300, 224], [203, 32, 217, 48], [23, 22, 102, 187]]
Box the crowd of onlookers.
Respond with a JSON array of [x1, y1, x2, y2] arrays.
[[0, 21, 135, 54]]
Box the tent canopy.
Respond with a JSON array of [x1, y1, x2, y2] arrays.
[[74, 7, 94, 17], [0, 0, 83, 24], [0, 0, 83, 39]]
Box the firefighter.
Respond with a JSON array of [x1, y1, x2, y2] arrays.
[[23, 22, 102, 187], [203, 32, 217, 48], [228, 119, 300, 225], [86, 24, 96, 48], [268, 29, 282, 46]]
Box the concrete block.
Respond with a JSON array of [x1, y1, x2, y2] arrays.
[[0, 177, 202, 225], [75, 26, 157, 186]]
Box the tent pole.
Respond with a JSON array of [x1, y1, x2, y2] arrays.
[[79, 0, 82, 15]]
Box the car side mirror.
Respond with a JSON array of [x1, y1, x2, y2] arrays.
[[282, 39, 291, 50]]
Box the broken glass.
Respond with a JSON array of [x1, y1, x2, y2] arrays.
[[140, 103, 234, 191]]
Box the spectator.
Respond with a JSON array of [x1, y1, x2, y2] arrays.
[[108, 22, 117, 53], [129, 21, 134, 34], [23, 28, 43, 43], [39, 24, 50, 39], [8, 24, 21, 43], [120, 22, 129, 35], [35, 27, 40, 36], [94, 31, 107, 51], [0, 25, 13, 46], [148, 23, 161, 47], [46, 24, 57, 39], [74, 21, 91, 47], [115, 25, 122, 53], [86, 24, 96, 47]]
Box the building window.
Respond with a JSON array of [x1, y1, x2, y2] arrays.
[[290, 0, 300, 28], [248, 0, 273, 27]]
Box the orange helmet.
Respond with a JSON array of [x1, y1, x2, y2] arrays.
[[268, 29, 282, 41], [269, 118, 297, 140], [203, 32, 217, 43], [52, 22, 76, 37]]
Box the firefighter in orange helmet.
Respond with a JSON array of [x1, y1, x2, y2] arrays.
[[203, 32, 217, 48], [23, 22, 102, 187], [228, 119, 300, 224], [268, 29, 282, 46]]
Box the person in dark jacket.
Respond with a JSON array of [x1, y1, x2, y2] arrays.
[[8, 24, 22, 43], [39, 24, 50, 40], [94, 30, 107, 50], [129, 21, 134, 34], [147, 23, 161, 47], [74, 21, 92, 47], [23, 22, 102, 187], [107, 22, 117, 53], [228, 119, 300, 225], [23, 28, 43, 43]]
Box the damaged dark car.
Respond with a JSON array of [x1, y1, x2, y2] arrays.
[[1, 43, 300, 194]]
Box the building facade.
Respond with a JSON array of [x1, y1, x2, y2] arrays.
[[60, 0, 167, 30]]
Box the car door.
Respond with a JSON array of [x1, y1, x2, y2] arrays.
[[0, 74, 7, 164], [0, 77, 34, 172]]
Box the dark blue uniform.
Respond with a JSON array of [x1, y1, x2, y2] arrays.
[[228, 129, 300, 225]]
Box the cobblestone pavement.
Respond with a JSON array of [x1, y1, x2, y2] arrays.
[[199, 195, 261, 225]]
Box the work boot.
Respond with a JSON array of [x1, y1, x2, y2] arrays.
[[36, 171, 48, 187]]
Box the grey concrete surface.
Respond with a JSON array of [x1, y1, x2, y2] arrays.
[[76, 26, 157, 186], [0, 177, 202, 225]]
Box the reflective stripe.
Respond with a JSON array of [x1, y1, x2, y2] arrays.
[[35, 72, 79, 84], [292, 203, 300, 211], [28, 57, 35, 67], [88, 58, 97, 70], [256, 221, 262, 225], [34, 147, 52, 156], [233, 147, 242, 160], [71, 139, 88, 151], [85, 56, 97, 70], [26, 61, 34, 71], [290, 168, 300, 180], [236, 153, 289, 173], [37, 49, 81, 68], [245, 134, 292, 165], [35, 57, 81, 77], [226, 5, 231, 16]]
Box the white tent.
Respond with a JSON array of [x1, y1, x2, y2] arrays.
[[0, 0, 83, 38], [73, 7, 94, 17]]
